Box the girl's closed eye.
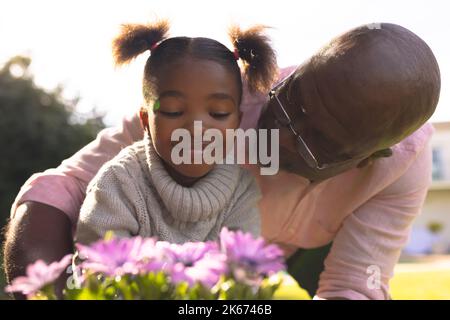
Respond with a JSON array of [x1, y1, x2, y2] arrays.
[[210, 111, 231, 119], [158, 110, 184, 118], [157, 94, 185, 118]]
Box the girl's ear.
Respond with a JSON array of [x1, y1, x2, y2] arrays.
[[139, 107, 150, 133]]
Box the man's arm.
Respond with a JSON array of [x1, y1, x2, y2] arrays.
[[315, 139, 433, 300], [3, 202, 74, 299]]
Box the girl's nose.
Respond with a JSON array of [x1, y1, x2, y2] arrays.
[[184, 114, 211, 135]]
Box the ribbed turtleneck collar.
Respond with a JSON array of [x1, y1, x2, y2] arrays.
[[143, 133, 240, 224]]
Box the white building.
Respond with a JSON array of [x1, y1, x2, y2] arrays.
[[404, 122, 450, 255]]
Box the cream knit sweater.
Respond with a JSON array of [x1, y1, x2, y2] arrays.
[[75, 134, 261, 245]]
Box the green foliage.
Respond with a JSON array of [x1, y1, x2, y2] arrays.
[[427, 221, 444, 234], [0, 55, 105, 229], [64, 271, 180, 300], [34, 271, 283, 300], [218, 275, 283, 300]]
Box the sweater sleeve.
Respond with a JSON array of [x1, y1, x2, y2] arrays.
[[223, 169, 262, 237], [75, 156, 143, 245]]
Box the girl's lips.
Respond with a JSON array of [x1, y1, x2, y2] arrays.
[[193, 140, 212, 147], [171, 141, 212, 150]]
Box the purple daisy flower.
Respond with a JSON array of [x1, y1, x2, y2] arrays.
[[164, 241, 227, 288], [219, 228, 285, 285], [134, 238, 172, 273], [76, 237, 144, 276], [5, 254, 72, 297], [76, 237, 171, 277]]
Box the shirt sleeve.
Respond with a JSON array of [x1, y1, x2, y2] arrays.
[[10, 111, 144, 227], [315, 140, 433, 300]]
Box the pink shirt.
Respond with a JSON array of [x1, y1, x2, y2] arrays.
[[10, 67, 434, 300]]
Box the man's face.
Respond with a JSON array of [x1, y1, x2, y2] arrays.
[[259, 66, 379, 182]]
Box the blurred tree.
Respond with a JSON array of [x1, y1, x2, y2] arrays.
[[0, 55, 105, 233], [0, 56, 105, 296]]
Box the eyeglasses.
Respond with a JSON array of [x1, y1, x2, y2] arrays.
[[268, 78, 356, 170]]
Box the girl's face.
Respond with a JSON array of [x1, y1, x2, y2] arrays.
[[147, 57, 241, 180]]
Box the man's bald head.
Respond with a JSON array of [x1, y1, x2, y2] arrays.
[[260, 23, 441, 181], [291, 23, 440, 153]]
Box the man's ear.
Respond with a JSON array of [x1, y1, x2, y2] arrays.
[[139, 106, 150, 133], [357, 148, 393, 168]]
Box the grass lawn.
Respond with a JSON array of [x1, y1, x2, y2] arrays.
[[389, 263, 450, 300], [274, 263, 450, 300]]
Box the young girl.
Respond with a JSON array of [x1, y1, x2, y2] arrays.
[[75, 20, 277, 245]]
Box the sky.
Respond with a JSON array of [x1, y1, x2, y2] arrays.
[[0, 0, 449, 126]]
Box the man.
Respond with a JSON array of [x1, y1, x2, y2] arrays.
[[3, 23, 440, 299]]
